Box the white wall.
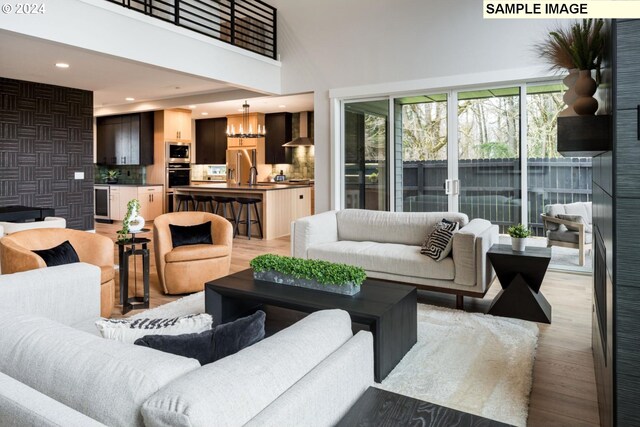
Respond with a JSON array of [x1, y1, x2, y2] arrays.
[[0, 0, 281, 94], [271, 0, 557, 212]]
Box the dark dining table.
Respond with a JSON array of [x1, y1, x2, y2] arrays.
[[0, 206, 56, 222]]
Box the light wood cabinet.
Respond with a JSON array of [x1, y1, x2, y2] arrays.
[[109, 187, 120, 220], [164, 109, 192, 142], [109, 186, 138, 221], [291, 187, 312, 219], [226, 113, 264, 149], [137, 186, 164, 221], [109, 186, 163, 221]]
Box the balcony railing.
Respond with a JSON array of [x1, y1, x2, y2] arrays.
[[106, 0, 277, 59]]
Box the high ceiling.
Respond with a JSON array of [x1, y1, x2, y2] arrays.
[[0, 30, 314, 116], [0, 30, 231, 108], [189, 93, 314, 119]]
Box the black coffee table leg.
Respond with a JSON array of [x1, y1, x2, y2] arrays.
[[374, 288, 417, 382], [488, 273, 552, 324], [205, 288, 261, 326]]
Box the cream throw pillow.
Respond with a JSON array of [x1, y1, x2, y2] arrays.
[[96, 313, 213, 344]]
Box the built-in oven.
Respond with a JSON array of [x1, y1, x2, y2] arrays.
[[166, 163, 192, 212], [167, 142, 191, 163], [94, 185, 111, 221], [167, 163, 191, 187]]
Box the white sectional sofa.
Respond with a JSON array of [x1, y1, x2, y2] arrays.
[[292, 209, 499, 307], [0, 264, 373, 426]]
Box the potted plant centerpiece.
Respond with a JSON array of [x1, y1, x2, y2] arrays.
[[250, 254, 366, 296], [117, 199, 145, 242], [536, 19, 605, 115], [508, 224, 531, 252]]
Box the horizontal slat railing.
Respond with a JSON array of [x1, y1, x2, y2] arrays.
[[105, 0, 277, 59]]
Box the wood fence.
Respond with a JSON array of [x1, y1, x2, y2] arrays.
[[403, 157, 592, 235]]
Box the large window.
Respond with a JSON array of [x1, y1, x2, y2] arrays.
[[398, 94, 448, 212], [341, 81, 592, 234], [344, 100, 389, 211], [526, 84, 592, 236], [458, 88, 521, 232]]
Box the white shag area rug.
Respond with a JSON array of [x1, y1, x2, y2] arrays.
[[133, 295, 538, 427], [378, 304, 539, 427]]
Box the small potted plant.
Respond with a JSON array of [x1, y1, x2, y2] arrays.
[[102, 169, 120, 184], [117, 199, 144, 242], [508, 224, 531, 252]]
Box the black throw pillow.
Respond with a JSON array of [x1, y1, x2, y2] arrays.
[[32, 240, 80, 267], [169, 221, 213, 248], [134, 310, 266, 365]]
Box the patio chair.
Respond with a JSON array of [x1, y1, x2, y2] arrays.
[[541, 202, 592, 266]]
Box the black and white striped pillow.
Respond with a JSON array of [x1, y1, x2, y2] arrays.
[[421, 219, 459, 261], [95, 313, 213, 343]]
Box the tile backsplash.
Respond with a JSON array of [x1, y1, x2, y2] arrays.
[[95, 165, 147, 184], [269, 112, 314, 180], [192, 164, 226, 181], [271, 146, 315, 180]]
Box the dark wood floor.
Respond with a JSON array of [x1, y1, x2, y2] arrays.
[[96, 221, 600, 427]]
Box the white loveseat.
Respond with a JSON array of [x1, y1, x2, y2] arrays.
[[0, 264, 373, 427], [292, 209, 499, 308]]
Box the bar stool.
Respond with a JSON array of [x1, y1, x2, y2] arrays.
[[213, 196, 238, 235], [234, 197, 263, 240], [193, 195, 215, 212], [175, 194, 194, 212]]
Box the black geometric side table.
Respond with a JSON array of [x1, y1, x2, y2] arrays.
[[487, 244, 552, 324], [116, 229, 151, 314]]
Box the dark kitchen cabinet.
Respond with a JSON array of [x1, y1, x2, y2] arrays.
[[96, 112, 153, 165], [195, 117, 227, 164], [265, 112, 292, 164]]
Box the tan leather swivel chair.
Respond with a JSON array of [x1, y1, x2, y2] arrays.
[[153, 212, 233, 294], [0, 228, 115, 317]]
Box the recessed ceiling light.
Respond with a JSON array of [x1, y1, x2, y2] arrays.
[[188, 105, 197, 109], [125, 97, 135, 102], [201, 112, 209, 116], [237, 108, 244, 112], [278, 104, 286, 108], [55, 63, 70, 69]]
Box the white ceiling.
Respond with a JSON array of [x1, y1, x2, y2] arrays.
[[189, 93, 314, 119], [0, 30, 314, 115], [0, 30, 231, 107]]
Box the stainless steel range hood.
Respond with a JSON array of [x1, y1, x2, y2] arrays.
[[283, 111, 313, 147]]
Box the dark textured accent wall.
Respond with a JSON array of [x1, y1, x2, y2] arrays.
[[0, 77, 94, 230]]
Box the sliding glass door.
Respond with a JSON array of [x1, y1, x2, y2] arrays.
[[396, 94, 449, 212], [526, 84, 591, 236], [457, 88, 521, 233], [339, 82, 591, 233], [343, 100, 390, 210]]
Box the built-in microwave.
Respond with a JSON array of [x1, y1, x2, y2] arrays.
[[167, 142, 191, 163]]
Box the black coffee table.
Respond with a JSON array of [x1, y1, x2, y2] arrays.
[[487, 244, 552, 324], [205, 269, 417, 382], [337, 387, 513, 427]]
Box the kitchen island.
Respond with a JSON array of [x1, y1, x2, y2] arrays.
[[173, 183, 312, 240]]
